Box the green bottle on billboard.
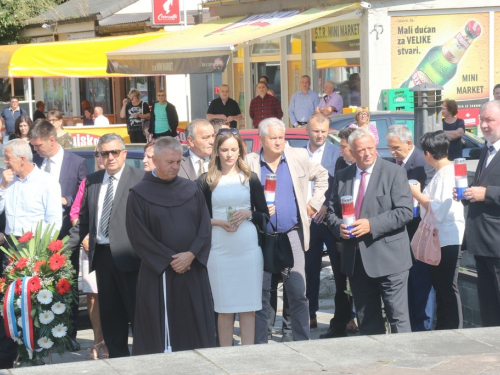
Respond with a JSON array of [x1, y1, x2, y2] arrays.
[[400, 21, 481, 88]]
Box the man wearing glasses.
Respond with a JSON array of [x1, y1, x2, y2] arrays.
[[1, 97, 27, 144], [29, 120, 88, 351], [66, 133, 144, 358]]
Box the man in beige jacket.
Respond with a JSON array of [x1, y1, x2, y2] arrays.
[[246, 117, 328, 343]]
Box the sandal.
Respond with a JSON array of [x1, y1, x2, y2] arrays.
[[85, 341, 104, 360], [346, 320, 359, 334], [99, 343, 110, 359]]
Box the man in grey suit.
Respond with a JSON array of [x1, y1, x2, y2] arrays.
[[178, 119, 215, 180], [66, 133, 144, 358], [326, 128, 413, 335], [246, 117, 328, 343], [386, 125, 435, 332], [457, 100, 500, 327]]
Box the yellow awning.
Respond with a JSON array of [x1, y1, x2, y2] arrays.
[[0, 31, 167, 78], [106, 3, 359, 75]]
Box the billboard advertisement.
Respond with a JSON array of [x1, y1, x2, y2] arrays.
[[151, 0, 181, 25], [391, 13, 490, 112]]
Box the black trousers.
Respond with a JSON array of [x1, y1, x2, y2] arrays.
[[68, 246, 80, 339], [429, 245, 463, 330], [475, 254, 500, 327], [350, 250, 411, 335], [93, 245, 138, 358], [129, 129, 147, 143], [305, 223, 352, 336], [268, 273, 291, 334], [153, 130, 176, 139]]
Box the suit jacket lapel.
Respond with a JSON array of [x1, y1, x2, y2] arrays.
[[112, 165, 129, 219], [360, 158, 382, 217], [404, 148, 416, 172], [475, 146, 489, 185], [93, 171, 105, 226], [181, 151, 197, 180], [59, 150, 69, 185], [478, 147, 500, 185], [343, 164, 356, 197]]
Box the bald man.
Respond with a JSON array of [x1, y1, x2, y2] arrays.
[[93, 107, 110, 126]]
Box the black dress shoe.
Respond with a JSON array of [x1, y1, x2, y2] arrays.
[[319, 328, 347, 339], [281, 332, 293, 342], [67, 337, 81, 351]]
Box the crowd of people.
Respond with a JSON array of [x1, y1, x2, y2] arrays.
[[0, 85, 499, 370]]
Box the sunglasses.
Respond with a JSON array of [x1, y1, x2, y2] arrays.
[[217, 128, 239, 135], [94, 149, 124, 158]]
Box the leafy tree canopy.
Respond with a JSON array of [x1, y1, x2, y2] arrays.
[[0, 0, 66, 45]]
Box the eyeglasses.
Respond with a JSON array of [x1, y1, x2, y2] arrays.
[[94, 150, 124, 158], [217, 128, 239, 136]]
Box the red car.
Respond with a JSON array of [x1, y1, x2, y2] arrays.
[[240, 128, 337, 153]]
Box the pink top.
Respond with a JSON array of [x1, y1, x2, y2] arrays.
[[70, 178, 86, 222], [349, 123, 380, 145]]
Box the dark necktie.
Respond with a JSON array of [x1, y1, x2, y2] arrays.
[[355, 171, 367, 220], [44, 159, 51, 173], [479, 145, 495, 176], [323, 95, 329, 102], [100, 176, 116, 238], [397, 160, 403, 166]]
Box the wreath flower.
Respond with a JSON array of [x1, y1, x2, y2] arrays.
[[47, 240, 64, 253], [49, 253, 67, 271], [18, 232, 33, 243], [56, 279, 71, 295]]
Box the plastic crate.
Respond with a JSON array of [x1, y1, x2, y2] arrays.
[[381, 88, 414, 111]]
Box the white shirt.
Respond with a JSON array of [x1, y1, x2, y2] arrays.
[[96, 166, 125, 244], [353, 161, 376, 212], [41, 145, 64, 183], [486, 139, 500, 168], [189, 150, 209, 175], [401, 146, 415, 167], [421, 164, 464, 247], [0, 167, 62, 236], [94, 115, 110, 126], [306, 142, 326, 201]]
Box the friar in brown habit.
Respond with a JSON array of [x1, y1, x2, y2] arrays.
[[126, 136, 216, 355]]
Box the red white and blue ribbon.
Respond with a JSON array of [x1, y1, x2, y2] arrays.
[[2, 280, 20, 340], [21, 276, 37, 353]]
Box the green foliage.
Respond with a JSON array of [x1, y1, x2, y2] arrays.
[[0, 0, 65, 45]]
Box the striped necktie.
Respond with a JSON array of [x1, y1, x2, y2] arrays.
[[100, 176, 116, 238]]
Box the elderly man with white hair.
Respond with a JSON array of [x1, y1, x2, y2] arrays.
[[245, 117, 328, 343], [93, 107, 110, 126], [0, 139, 61, 369]]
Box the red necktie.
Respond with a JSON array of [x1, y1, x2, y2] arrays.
[[355, 171, 367, 220], [397, 160, 403, 166]]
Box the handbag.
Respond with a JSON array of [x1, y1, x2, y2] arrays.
[[141, 101, 150, 137], [410, 204, 441, 266], [258, 215, 294, 274]]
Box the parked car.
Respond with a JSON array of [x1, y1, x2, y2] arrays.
[[327, 111, 485, 160]]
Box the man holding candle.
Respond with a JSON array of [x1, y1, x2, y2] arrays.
[[386, 125, 435, 332], [326, 128, 413, 335], [245, 117, 328, 343], [456, 100, 500, 327]]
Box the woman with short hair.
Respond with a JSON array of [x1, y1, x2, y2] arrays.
[[409, 130, 465, 330], [47, 109, 73, 149], [348, 106, 379, 145], [442, 99, 465, 160]]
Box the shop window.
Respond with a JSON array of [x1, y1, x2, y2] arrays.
[[286, 34, 301, 55], [312, 62, 360, 108], [287, 61, 302, 103], [233, 63, 245, 121], [251, 38, 280, 55], [80, 78, 112, 115], [43, 78, 73, 115]]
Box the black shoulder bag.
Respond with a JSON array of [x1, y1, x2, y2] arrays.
[[257, 215, 294, 274]]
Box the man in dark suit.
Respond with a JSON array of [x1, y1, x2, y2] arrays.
[[29, 120, 89, 350], [456, 101, 500, 327], [178, 119, 215, 180], [386, 125, 435, 332], [66, 133, 144, 358], [303, 114, 343, 331], [326, 128, 413, 335]]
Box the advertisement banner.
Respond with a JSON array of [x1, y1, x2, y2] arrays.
[[312, 19, 360, 52], [391, 13, 489, 109], [152, 0, 181, 25]]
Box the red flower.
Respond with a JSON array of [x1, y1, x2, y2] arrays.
[[33, 260, 46, 273], [16, 257, 29, 270], [48, 240, 64, 253], [14, 279, 22, 295], [0, 277, 5, 293], [8, 257, 15, 265], [56, 278, 71, 295], [49, 253, 66, 271], [18, 232, 33, 243], [28, 276, 41, 293]]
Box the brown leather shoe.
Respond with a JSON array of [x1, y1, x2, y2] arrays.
[[310, 317, 318, 329]]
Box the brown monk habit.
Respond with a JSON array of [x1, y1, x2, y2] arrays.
[[126, 172, 216, 355]]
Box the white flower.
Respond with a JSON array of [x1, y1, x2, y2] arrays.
[[51, 324, 67, 338], [37, 336, 54, 349], [37, 289, 53, 305], [51, 302, 66, 315], [39, 310, 55, 325], [17, 316, 23, 327], [16, 298, 21, 309]]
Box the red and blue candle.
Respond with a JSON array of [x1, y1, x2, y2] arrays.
[[341, 195, 355, 238], [408, 179, 420, 217], [264, 174, 277, 205], [454, 158, 468, 200]]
